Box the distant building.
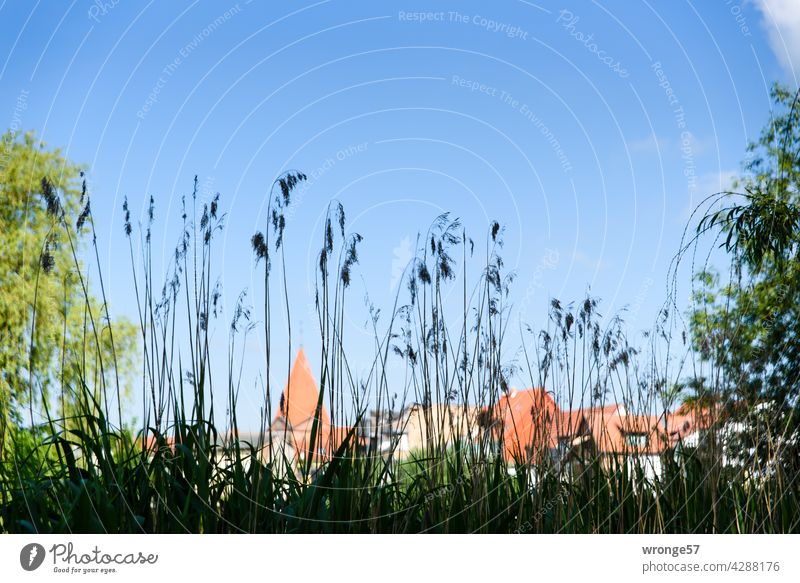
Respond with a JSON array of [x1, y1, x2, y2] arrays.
[[481, 388, 560, 463], [566, 404, 669, 481], [259, 350, 718, 482], [665, 402, 715, 449], [267, 348, 358, 464], [364, 403, 481, 458], [480, 392, 683, 482]]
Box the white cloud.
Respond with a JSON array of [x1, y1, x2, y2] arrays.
[[389, 236, 413, 291], [680, 169, 739, 221], [628, 134, 671, 153], [628, 132, 714, 157], [692, 169, 739, 196], [572, 249, 609, 272], [754, 0, 800, 80]]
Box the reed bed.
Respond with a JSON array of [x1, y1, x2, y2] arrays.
[[1, 173, 798, 534]]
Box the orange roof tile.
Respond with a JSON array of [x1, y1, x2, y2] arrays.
[[493, 388, 560, 461], [575, 405, 668, 455], [666, 404, 715, 445], [556, 409, 590, 438]]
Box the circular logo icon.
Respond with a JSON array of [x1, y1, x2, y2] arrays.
[[20, 543, 46, 571]]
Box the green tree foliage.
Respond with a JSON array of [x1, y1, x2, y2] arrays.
[[0, 131, 136, 447], [690, 84, 800, 472]]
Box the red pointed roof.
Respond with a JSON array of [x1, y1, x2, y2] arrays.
[[493, 388, 560, 461], [276, 348, 330, 428], [271, 349, 362, 459]]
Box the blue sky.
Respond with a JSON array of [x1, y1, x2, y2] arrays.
[[1, 1, 797, 429]]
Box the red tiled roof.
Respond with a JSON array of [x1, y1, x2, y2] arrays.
[[487, 393, 673, 462], [665, 404, 715, 445], [572, 405, 668, 455], [493, 388, 560, 461]]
